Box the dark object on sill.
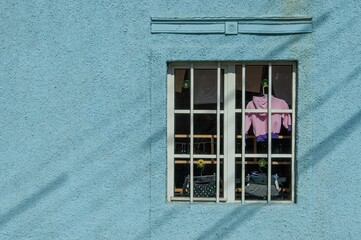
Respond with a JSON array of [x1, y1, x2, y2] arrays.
[[182, 174, 217, 197], [245, 172, 286, 197]]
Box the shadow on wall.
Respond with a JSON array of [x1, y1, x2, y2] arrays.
[[0, 173, 68, 229], [195, 206, 259, 240], [264, 10, 331, 59]]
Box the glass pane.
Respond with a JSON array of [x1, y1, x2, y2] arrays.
[[193, 158, 223, 200], [194, 69, 224, 110], [175, 114, 190, 154], [235, 157, 242, 200], [271, 158, 292, 201], [244, 65, 270, 152], [245, 157, 268, 201], [246, 139, 269, 154], [174, 159, 190, 198], [174, 69, 190, 110], [271, 113, 292, 154], [235, 65, 242, 109], [235, 113, 243, 154], [236, 65, 269, 108], [193, 114, 223, 155], [272, 65, 293, 109], [245, 65, 269, 103]]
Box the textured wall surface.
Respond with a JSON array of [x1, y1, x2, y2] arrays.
[[1, 0, 361, 239]]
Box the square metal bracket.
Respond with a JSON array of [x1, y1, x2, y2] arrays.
[[225, 22, 238, 35]]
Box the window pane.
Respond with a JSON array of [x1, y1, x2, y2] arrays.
[[246, 65, 269, 103], [194, 69, 224, 110], [272, 65, 293, 109], [235, 157, 242, 200], [193, 158, 223, 200], [174, 159, 190, 198], [271, 158, 292, 201], [235, 113, 243, 154], [174, 114, 190, 154], [245, 158, 268, 201], [169, 62, 296, 203], [235, 65, 242, 109], [271, 113, 292, 154], [193, 114, 223, 155], [175, 69, 190, 110]]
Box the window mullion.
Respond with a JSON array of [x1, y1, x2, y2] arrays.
[[267, 63, 272, 203], [225, 64, 236, 202], [216, 63, 221, 203], [190, 64, 194, 203], [241, 64, 246, 203], [291, 63, 296, 202], [167, 66, 175, 201]]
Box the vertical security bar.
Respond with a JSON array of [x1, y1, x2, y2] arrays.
[[241, 64, 246, 203], [190, 64, 194, 202], [167, 65, 175, 201], [216, 63, 221, 202], [267, 63, 272, 203], [291, 63, 296, 202]]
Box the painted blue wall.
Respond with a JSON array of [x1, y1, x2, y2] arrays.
[[1, 0, 360, 239]]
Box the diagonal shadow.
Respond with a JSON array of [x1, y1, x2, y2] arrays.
[[0, 173, 68, 229], [264, 11, 331, 59], [196, 206, 259, 240], [298, 109, 361, 173], [299, 65, 361, 117], [134, 208, 182, 240]]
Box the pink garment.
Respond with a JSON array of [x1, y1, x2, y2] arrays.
[[245, 96, 291, 142]]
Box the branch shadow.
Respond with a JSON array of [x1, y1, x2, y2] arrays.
[[299, 65, 361, 117], [0, 173, 68, 229], [298, 109, 361, 173], [264, 11, 331, 59], [134, 208, 182, 240], [195, 206, 259, 240]]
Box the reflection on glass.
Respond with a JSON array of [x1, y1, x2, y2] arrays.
[[175, 69, 190, 110], [194, 69, 224, 110], [272, 65, 293, 108]]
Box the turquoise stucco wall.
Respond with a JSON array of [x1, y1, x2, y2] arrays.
[[1, 0, 361, 239]]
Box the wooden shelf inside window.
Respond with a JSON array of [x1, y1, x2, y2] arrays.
[[175, 159, 220, 164], [235, 160, 291, 165], [174, 159, 290, 165], [236, 135, 291, 139], [174, 134, 291, 139], [175, 134, 222, 138]]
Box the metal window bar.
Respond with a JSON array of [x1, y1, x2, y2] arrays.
[[291, 63, 296, 202], [241, 64, 246, 203], [216, 63, 221, 202], [190, 64, 194, 202], [267, 63, 272, 203]]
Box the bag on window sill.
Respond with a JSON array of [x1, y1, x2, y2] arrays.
[[182, 174, 216, 197], [247, 172, 286, 185], [245, 183, 280, 197], [245, 172, 286, 197]]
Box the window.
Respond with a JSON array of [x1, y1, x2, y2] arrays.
[[167, 62, 296, 203]]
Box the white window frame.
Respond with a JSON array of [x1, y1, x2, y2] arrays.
[[167, 61, 296, 203]]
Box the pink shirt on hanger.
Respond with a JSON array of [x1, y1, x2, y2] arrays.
[[245, 96, 291, 142]]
